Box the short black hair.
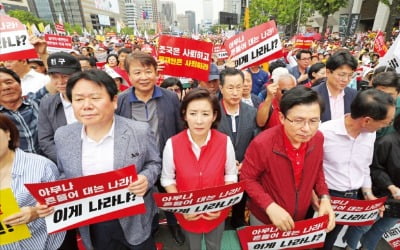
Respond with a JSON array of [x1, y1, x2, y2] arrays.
[[295, 50, 312, 60], [125, 51, 158, 74], [308, 62, 326, 80], [350, 88, 395, 120], [66, 69, 118, 101], [0, 114, 19, 150], [268, 59, 287, 75], [219, 67, 244, 86], [0, 67, 21, 84], [118, 48, 132, 56], [280, 86, 324, 116], [160, 77, 183, 91], [326, 50, 358, 71], [106, 54, 119, 65], [372, 72, 400, 92]]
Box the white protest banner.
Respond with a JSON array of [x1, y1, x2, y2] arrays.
[[237, 216, 328, 250], [223, 20, 283, 69], [25, 166, 145, 234], [44, 34, 73, 53], [383, 222, 400, 250], [153, 182, 245, 214], [213, 45, 228, 60], [331, 196, 386, 226], [0, 15, 38, 61], [376, 34, 400, 73]]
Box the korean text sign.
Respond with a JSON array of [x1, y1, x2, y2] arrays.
[[293, 35, 314, 49], [0, 15, 38, 61], [0, 188, 31, 246], [223, 20, 283, 69], [158, 35, 213, 82], [25, 166, 145, 234], [153, 182, 245, 214], [44, 34, 73, 51], [237, 216, 328, 250], [331, 196, 386, 226], [383, 221, 400, 250]]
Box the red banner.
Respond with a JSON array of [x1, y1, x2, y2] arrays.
[[374, 31, 388, 57], [153, 182, 245, 214], [213, 45, 228, 60], [55, 23, 65, 33], [293, 35, 314, 49], [0, 15, 38, 61], [25, 166, 145, 234], [237, 216, 328, 250], [331, 196, 387, 226], [45, 34, 72, 52], [223, 20, 283, 69], [157, 35, 213, 82], [383, 222, 400, 250]]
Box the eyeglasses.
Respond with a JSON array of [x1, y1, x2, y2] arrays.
[[299, 57, 311, 61], [281, 89, 289, 95], [285, 117, 320, 128], [334, 72, 356, 81]]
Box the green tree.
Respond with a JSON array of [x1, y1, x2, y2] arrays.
[[380, 0, 400, 40], [308, 0, 348, 38], [8, 9, 49, 26], [120, 27, 134, 35]]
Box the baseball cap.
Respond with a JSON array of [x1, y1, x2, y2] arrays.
[[208, 63, 219, 81], [271, 67, 289, 83], [47, 52, 81, 74]]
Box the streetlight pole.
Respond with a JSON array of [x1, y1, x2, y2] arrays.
[[296, 0, 303, 34]]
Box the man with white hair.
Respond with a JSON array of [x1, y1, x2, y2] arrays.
[[256, 68, 297, 128]]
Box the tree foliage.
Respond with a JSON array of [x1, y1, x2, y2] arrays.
[[8, 9, 49, 26]]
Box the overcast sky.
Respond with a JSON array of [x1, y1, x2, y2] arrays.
[[171, 0, 224, 24]]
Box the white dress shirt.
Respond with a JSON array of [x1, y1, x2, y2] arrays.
[[161, 129, 238, 187], [319, 115, 375, 191], [60, 93, 77, 124], [327, 87, 345, 120], [21, 69, 49, 95], [81, 119, 115, 176]]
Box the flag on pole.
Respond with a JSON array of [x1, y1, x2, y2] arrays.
[[376, 34, 400, 73], [373, 30, 387, 57], [44, 24, 52, 34], [31, 23, 41, 36]]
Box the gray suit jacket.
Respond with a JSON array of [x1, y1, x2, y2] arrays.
[[218, 102, 260, 162], [54, 115, 161, 249]]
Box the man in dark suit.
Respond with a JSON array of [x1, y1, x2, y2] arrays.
[[312, 50, 358, 122], [54, 69, 161, 250], [217, 68, 260, 228]]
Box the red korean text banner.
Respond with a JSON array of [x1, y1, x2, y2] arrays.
[[293, 35, 314, 49], [0, 15, 38, 61], [55, 23, 65, 33], [25, 166, 145, 234], [374, 31, 388, 57], [237, 216, 328, 250], [223, 20, 283, 69], [153, 182, 245, 214], [213, 45, 228, 60], [158, 35, 213, 82], [331, 196, 386, 226], [383, 221, 400, 250], [45, 34, 73, 52]]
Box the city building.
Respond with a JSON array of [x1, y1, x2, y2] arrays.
[[185, 10, 196, 33], [160, 1, 176, 32]]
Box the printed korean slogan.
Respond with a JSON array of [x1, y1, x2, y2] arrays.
[[223, 20, 283, 69], [153, 182, 245, 214], [376, 33, 400, 73], [293, 35, 314, 49], [0, 15, 38, 61], [0, 188, 31, 246], [373, 31, 387, 57], [158, 35, 213, 82], [237, 216, 328, 250], [45, 34, 73, 53], [383, 222, 400, 250], [213, 45, 229, 60], [331, 196, 386, 226], [25, 166, 145, 234]]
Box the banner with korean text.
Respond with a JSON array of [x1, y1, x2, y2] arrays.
[[237, 216, 328, 250], [45, 34, 73, 53], [293, 35, 314, 49], [223, 20, 283, 69], [213, 45, 229, 60], [0, 15, 38, 61], [373, 31, 387, 57], [0, 188, 31, 246], [158, 35, 213, 82], [153, 182, 245, 214], [25, 166, 145, 234], [331, 196, 386, 226], [383, 222, 400, 250]]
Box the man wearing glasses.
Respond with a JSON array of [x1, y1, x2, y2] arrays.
[[289, 49, 312, 85], [241, 86, 335, 233], [313, 50, 358, 122]]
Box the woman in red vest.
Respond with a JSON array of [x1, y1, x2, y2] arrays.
[[161, 88, 238, 250]]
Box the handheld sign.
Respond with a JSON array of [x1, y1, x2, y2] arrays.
[[383, 222, 400, 250], [237, 216, 328, 250], [0, 188, 31, 246], [153, 182, 245, 214], [293, 35, 314, 49], [331, 196, 386, 226], [44, 34, 73, 53], [0, 15, 38, 61], [25, 166, 145, 234], [376, 34, 400, 73], [223, 20, 283, 69], [213, 45, 229, 60], [157, 35, 213, 82]]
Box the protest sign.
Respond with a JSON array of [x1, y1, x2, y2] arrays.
[[0, 188, 31, 246], [25, 166, 145, 234], [373, 31, 387, 57], [0, 15, 38, 61], [223, 20, 283, 69], [213, 45, 229, 60], [376, 33, 400, 73], [237, 216, 328, 250], [293, 35, 314, 49], [55, 23, 65, 34], [157, 35, 213, 82], [331, 196, 386, 226], [383, 221, 400, 250], [45, 34, 73, 53], [153, 182, 245, 214]]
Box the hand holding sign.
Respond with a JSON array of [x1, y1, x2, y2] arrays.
[[128, 174, 149, 197], [318, 198, 336, 232], [2, 206, 39, 226], [35, 203, 54, 218], [266, 202, 295, 232], [266, 81, 279, 99]]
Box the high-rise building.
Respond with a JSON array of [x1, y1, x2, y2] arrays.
[[125, 0, 138, 28], [2, 0, 29, 12], [177, 14, 189, 33], [223, 0, 241, 19], [203, 0, 213, 23], [160, 1, 176, 32], [136, 0, 160, 31], [185, 10, 196, 33]]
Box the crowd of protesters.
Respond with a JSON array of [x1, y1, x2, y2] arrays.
[[0, 24, 399, 250]]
